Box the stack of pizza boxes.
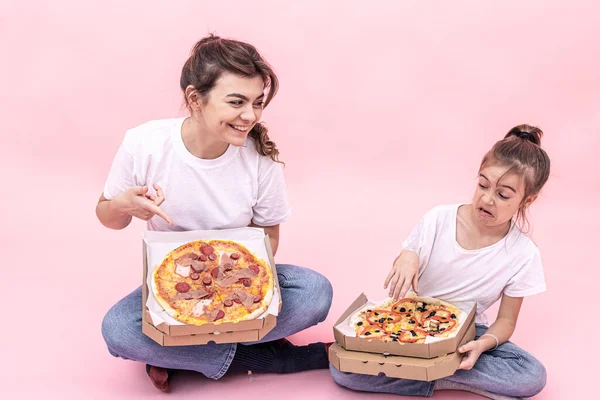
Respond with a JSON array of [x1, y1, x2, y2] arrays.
[[329, 294, 477, 381], [141, 228, 282, 346]]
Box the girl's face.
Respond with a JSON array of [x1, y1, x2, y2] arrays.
[[471, 164, 535, 228], [194, 72, 266, 146]]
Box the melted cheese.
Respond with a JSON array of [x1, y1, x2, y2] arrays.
[[175, 264, 191, 277]]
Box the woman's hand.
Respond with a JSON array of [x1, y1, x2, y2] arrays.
[[113, 184, 173, 225], [383, 250, 419, 300], [457, 340, 486, 370]]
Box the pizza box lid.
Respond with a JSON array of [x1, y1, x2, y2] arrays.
[[141, 227, 282, 346], [329, 321, 476, 381], [333, 293, 476, 358]]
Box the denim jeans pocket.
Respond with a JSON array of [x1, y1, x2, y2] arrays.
[[277, 272, 290, 286], [482, 347, 525, 367]]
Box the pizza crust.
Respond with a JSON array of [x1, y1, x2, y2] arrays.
[[245, 282, 274, 320], [151, 274, 186, 320]]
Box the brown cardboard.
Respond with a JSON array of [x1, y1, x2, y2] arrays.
[[334, 293, 476, 358], [141, 232, 282, 346], [329, 322, 476, 381]]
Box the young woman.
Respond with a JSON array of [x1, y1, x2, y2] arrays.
[[97, 35, 333, 392], [331, 125, 549, 400]]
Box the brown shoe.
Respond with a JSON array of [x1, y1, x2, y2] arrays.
[[145, 364, 170, 392]]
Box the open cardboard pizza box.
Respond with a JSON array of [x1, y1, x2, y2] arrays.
[[334, 293, 476, 358], [141, 227, 282, 346], [329, 322, 476, 381]]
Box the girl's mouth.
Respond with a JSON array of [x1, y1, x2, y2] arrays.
[[478, 207, 493, 217]]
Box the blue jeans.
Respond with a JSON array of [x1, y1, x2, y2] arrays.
[[330, 325, 546, 398], [102, 264, 333, 379]]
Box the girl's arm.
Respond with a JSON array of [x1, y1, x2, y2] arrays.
[[458, 294, 523, 369], [477, 294, 523, 350]]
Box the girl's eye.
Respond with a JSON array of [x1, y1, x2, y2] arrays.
[[253, 102, 265, 108], [478, 184, 488, 189], [498, 192, 509, 200], [230, 101, 243, 106]]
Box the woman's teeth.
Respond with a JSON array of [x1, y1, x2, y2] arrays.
[[230, 125, 249, 132]]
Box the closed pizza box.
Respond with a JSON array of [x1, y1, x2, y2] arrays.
[[329, 322, 476, 381], [141, 227, 282, 346], [334, 293, 476, 358]]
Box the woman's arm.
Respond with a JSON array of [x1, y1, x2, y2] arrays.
[[250, 222, 280, 256], [96, 185, 173, 230], [96, 194, 133, 230], [458, 294, 523, 369]]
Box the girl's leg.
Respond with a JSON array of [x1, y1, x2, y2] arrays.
[[439, 325, 547, 398], [329, 325, 546, 399], [330, 364, 435, 397]]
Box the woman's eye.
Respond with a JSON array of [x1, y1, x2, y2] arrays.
[[253, 102, 265, 108], [230, 101, 243, 106]]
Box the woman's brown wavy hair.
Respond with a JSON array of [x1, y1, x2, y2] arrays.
[[180, 34, 282, 163]]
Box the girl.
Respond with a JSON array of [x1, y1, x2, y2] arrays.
[[97, 35, 333, 392], [331, 125, 549, 399]]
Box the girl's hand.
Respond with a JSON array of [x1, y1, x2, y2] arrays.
[[383, 250, 419, 301], [113, 184, 173, 225], [457, 340, 485, 370]]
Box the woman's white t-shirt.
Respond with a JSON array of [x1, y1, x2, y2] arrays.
[[402, 204, 546, 325], [103, 117, 291, 231]]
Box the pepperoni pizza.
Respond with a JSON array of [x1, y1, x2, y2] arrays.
[[152, 240, 274, 325]]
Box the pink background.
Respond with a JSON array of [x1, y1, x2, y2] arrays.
[[1, 0, 598, 398]]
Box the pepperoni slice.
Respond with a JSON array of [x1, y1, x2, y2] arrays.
[[190, 253, 200, 260], [190, 272, 199, 280], [242, 278, 251, 287], [253, 296, 262, 303], [214, 310, 225, 321], [200, 245, 214, 256], [211, 268, 220, 278], [233, 299, 242, 304], [202, 276, 212, 286], [230, 253, 240, 260], [248, 265, 260, 274], [208, 253, 217, 261], [224, 299, 233, 307], [175, 282, 190, 293], [199, 254, 208, 262]]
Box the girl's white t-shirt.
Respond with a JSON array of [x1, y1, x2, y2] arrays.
[[103, 117, 291, 232], [403, 204, 546, 325]]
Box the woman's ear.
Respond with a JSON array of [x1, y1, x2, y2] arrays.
[[185, 85, 201, 112]]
